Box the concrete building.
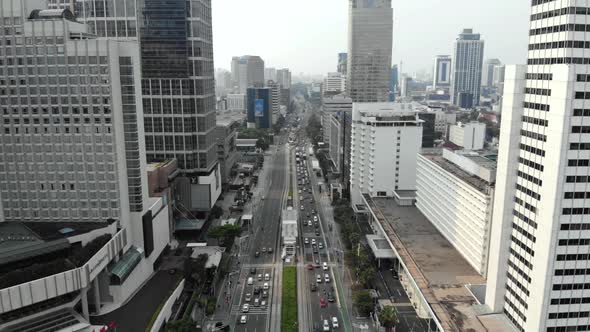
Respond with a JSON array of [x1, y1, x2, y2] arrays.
[[264, 67, 277, 82], [485, 2, 590, 330], [347, 0, 393, 102], [400, 75, 412, 99], [433, 55, 452, 91], [416, 149, 496, 276], [246, 87, 273, 129], [451, 29, 485, 107], [0, 2, 170, 328], [350, 103, 424, 206], [482, 59, 502, 88], [268, 80, 281, 122], [214, 116, 240, 187], [226, 93, 246, 112], [276, 68, 292, 89], [449, 121, 486, 150], [231, 55, 265, 94], [322, 95, 353, 180], [280, 88, 291, 107], [338, 52, 348, 75], [215, 68, 232, 96], [323, 72, 347, 94], [493, 65, 506, 96]]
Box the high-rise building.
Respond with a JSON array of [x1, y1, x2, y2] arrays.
[[450, 29, 484, 107], [482, 58, 502, 87], [246, 88, 272, 129], [350, 103, 423, 205], [338, 52, 348, 75], [322, 96, 353, 183], [265, 67, 277, 82], [276, 68, 292, 89], [493, 65, 507, 95], [268, 80, 281, 121], [347, 0, 393, 102], [390, 65, 399, 102], [74, 0, 221, 212], [231, 55, 265, 94], [323, 72, 347, 94], [485, 3, 590, 331], [449, 121, 486, 150], [433, 55, 452, 90]]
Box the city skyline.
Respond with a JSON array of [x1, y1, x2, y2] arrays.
[[212, 0, 529, 76]]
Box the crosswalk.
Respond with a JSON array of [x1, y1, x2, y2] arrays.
[[231, 304, 270, 315]]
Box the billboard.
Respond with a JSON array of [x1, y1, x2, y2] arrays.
[[255, 99, 264, 117]]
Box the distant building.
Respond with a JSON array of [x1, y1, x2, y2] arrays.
[[450, 29, 484, 107], [390, 65, 399, 101], [214, 117, 240, 186], [247, 88, 273, 129], [226, 93, 246, 112], [264, 67, 277, 82], [350, 103, 423, 205], [449, 121, 486, 150], [433, 55, 452, 90], [280, 88, 291, 107], [232, 55, 265, 94], [417, 113, 436, 148], [268, 80, 281, 120], [400, 75, 412, 99], [493, 65, 506, 95], [347, 0, 393, 102], [276, 68, 292, 89], [338, 52, 348, 75], [416, 149, 496, 276], [322, 95, 353, 181], [482, 59, 501, 87], [323, 72, 347, 94]]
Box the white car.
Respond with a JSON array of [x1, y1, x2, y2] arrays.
[[332, 317, 339, 328], [323, 319, 330, 331], [304, 238, 309, 244], [301, 206, 304, 210], [313, 216, 318, 221], [264, 273, 270, 281], [263, 282, 269, 290], [240, 315, 247, 324], [261, 300, 267, 307], [323, 262, 329, 271], [325, 274, 331, 283], [319, 242, 324, 249], [312, 239, 317, 245], [245, 293, 252, 302], [316, 274, 322, 283], [242, 304, 249, 312]]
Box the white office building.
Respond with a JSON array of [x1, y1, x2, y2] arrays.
[[449, 121, 486, 150], [350, 103, 423, 206], [324, 72, 347, 94], [416, 149, 496, 276], [451, 29, 485, 108], [485, 2, 590, 330], [347, 0, 393, 102], [265, 67, 277, 82], [433, 55, 452, 90], [226, 93, 246, 111], [0, 2, 170, 328], [482, 59, 502, 88]]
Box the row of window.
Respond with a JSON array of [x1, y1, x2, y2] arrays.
[[523, 101, 550, 112], [513, 222, 537, 243], [553, 282, 590, 290], [525, 87, 551, 96], [514, 208, 539, 228], [574, 109, 590, 116], [548, 325, 590, 332], [4, 125, 112, 135], [509, 259, 533, 283], [548, 311, 590, 319], [511, 235, 535, 257], [521, 129, 547, 142], [570, 143, 590, 150], [566, 175, 590, 183], [522, 115, 548, 126], [525, 73, 553, 80], [506, 284, 529, 309], [570, 159, 590, 167], [519, 156, 545, 171], [573, 126, 590, 134], [510, 248, 534, 269], [517, 183, 541, 200], [520, 143, 545, 157], [530, 23, 590, 36], [515, 196, 537, 213], [561, 223, 590, 230], [531, 6, 590, 21], [504, 308, 524, 332], [528, 57, 590, 65], [507, 272, 531, 296], [565, 191, 590, 199], [529, 40, 590, 51], [518, 170, 543, 186], [563, 207, 590, 215], [557, 253, 590, 261], [555, 268, 590, 276], [531, 0, 556, 5]]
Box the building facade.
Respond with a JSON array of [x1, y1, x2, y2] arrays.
[[276, 68, 292, 89], [482, 58, 502, 88], [433, 55, 452, 90], [416, 150, 495, 276], [246, 87, 272, 129], [338, 52, 348, 75], [450, 29, 484, 107], [347, 0, 393, 102], [231, 55, 265, 94], [350, 103, 423, 205], [323, 72, 347, 94], [449, 121, 486, 150], [322, 95, 353, 179]]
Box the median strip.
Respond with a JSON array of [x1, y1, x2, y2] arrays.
[[281, 266, 298, 332]]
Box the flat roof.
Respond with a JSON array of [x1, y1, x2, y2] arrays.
[[366, 235, 395, 259], [191, 246, 225, 268], [421, 154, 492, 194], [364, 194, 505, 332]]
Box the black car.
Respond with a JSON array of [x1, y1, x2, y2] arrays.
[[255, 251, 260, 257], [327, 292, 335, 302], [250, 267, 256, 274], [253, 286, 261, 294], [315, 230, 320, 236]]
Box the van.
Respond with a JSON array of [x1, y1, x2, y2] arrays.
[[247, 277, 253, 285]]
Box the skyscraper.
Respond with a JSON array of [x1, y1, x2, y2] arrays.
[[485, 3, 590, 331], [247, 88, 273, 129], [72, 0, 221, 212], [347, 0, 393, 102], [231, 55, 265, 94], [276, 68, 292, 89], [450, 29, 484, 107], [433, 55, 452, 90], [482, 58, 502, 87]]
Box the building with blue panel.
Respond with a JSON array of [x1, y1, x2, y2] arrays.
[[247, 88, 272, 129]]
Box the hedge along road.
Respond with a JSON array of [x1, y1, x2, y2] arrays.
[[281, 266, 298, 332]]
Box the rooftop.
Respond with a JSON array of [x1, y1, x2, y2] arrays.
[[420, 152, 494, 193], [190, 246, 225, 268], [364, 194, 508, 332]]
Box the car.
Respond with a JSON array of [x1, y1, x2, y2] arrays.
[[268, 247, 273, 254], [261, 247, 267, 253], [313, 247, 318, 254], [263, 282, 269, 290], [247, 277, 253, 285], [314, 216, 318, 221], [253, 286, 261, 294], [316, 274, 322, 283], [304, 238, 309, 245], [327, 292, 335, 302], [307, 220, 312, 226], [264, 273, 270, 281], [255, 251, 260, 257], [261, 300, 267, 307], [240, 315, 247, 324], [332, 317, 339, 328], [262, 290, 268, 298], [307, 263, 314, 270], [315, 229, 320, 236], [257, 274, 263, 281], [301, 206, 305, 210], [314, 258, 320, 266], [242, 304, 249, 312], [245, 293, 252, 302], [254, 298, 260, 306], [319, 242, 324, 249], [311, 283, 318, 292], [311, 239, 317, 245], [250, 267, 256, 275], [320, 297, 328, 308], [325, 274, 331, 283], [323, 319, 330, 331], [323, 262, 329, 271]]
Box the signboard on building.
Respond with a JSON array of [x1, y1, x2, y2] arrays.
[[255, 99, 264, 117]]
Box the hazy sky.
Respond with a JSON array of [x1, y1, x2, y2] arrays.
[[212, 1, 530, 76]]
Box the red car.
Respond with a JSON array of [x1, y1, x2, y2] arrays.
[[320, 297, 328, 308], [307, 264, 314, 270]]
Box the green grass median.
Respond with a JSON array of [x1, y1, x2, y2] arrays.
[[281, 266, 298, 332]]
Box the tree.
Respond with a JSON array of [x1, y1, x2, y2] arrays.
[[256, 138, 269, 151], [353, 290, 375, 316], [358, 265, 376, 288], [184, 253, 208, 284], [210, 205, 223, 219], [379, 305, 398, 332]]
